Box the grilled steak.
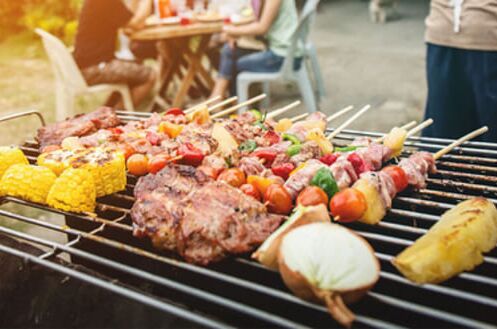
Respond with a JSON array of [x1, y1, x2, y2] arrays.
[[36, 107, 120, 149], [177, 181, 283, 264], [131, 165, 283, 265]]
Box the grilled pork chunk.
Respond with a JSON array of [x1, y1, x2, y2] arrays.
[[36, 107, 120, 149], [131, 165, 283, 265]]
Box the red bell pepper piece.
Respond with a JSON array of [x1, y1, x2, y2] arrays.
[[263, 131, 281, 146], [177, 143, 204, 167], [146, 131, 161, 146], [271, 163, 295, 180], [109, 127, 124, 135], [165, 108, 184, 116], [252, 149, 278, 168], [319, 153, 339, 166], [347, 153, 371, 175]]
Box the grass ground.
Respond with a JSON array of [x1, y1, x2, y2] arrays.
[[0, 33, 103, 146]]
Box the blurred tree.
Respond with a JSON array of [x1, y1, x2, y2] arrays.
[[0, 0, 82, 43]]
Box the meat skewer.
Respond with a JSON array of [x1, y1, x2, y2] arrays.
[[266, 100, 301, 119], [326, 105, 354, 123], [290, 113, 309, 122], [205, 96, 238, 113], [211, 94, 267, 119], [183, 95, 221, 114], [330, 126, 489, 225], [326, 104, 372, 140]]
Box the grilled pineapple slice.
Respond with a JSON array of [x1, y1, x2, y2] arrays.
[[393, 198, 497, 284], [305, 128, 334, 154], [353, 179, 386, 225], [383, 127, 407, 158]]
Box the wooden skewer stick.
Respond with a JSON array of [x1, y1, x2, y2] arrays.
[[184, 96, 221, 114], [290, 113, 309, 122], [406, 119, 434, 138], [433, 126, 488, 160], [207, 96, 238, 113], [326, 105, 354, 123], [375, 120, 417, 143], [211, 94, 267, 119], [266, 100, 301, 120], [326, 104, 371, 140]]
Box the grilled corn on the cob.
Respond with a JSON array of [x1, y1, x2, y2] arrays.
[[70, 148, 126, 197], [0, 146, 29, 179], [47, 167, 96, 213], [0, 164, 56, 204], [37, 148, 86, 176], [393, 198, 497, 284]]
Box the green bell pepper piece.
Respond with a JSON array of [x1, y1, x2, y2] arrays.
[[282, 133, 301, 145], [335, 146, 359, 152], [238, 140, 257, 153], [286, 144, 302, 157], [310, 167, 339, 199], [249, 109, 263, 121]]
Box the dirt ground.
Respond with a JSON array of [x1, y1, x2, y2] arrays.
[[271, 0, 430, 132]]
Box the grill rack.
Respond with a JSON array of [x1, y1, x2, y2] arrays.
[[0, 110, 497, 328]]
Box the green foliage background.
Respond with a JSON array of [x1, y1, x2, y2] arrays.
[[0, 0, 82, 43]]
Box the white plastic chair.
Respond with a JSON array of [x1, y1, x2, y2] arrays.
[[35, 28, 134, 121], [236, 0, 321, 112]]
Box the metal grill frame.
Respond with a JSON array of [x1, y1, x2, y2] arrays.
[[0, 110, 496, 328]]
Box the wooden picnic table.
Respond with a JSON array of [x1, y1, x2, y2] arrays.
[[131, 21, 225, 109]]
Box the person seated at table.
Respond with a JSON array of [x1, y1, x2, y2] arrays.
[[210, 0, 302, 99], [73, 0, 156, 109]]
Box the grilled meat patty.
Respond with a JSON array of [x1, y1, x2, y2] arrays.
[[131, 165, 283, 265], [36, 107, 120, 149]]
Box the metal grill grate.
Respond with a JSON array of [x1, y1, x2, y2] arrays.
[[0, 111, 496, 328]]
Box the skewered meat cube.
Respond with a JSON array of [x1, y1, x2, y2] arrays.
[[398, 152, 436, 189], [284, 159, 327, 199]]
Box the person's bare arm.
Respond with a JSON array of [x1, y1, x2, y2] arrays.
[[127, 0, 153, 31], [223, 0, 282, 37]]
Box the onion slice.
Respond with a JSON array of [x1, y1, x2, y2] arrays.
[[278, 222, 380, 327], [252, 204, 330, 269]]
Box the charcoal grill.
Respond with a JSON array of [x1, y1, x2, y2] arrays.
[[1, 110, 497, 328]]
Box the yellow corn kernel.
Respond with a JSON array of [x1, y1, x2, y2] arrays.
[[70, 149, 126, 197], [37, 149, 81, 176], [47, 167, 96, 213], [0, 164, 56, 204], [0, 146, 29, 179]]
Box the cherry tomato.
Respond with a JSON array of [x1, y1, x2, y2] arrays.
[[127, 154, 149, 176], [296, 186, 329, 207], [240, 183, 261, 201], [109, 127, 124, 135], [147, 154, 169, 174], [218, 168, 246, 188], [197, 165, 222, 180], [264, 184, 293, 215], [329, 188, 367, 222], [165, 108, 184, 116], [382, 165, 409, 192], [41, 145, 61, 153], [118, 143, 136, 160]]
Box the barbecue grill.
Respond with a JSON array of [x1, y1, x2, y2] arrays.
[[1, 110, 496, 328]]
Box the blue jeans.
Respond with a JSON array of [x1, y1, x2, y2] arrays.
[[218, 44, 302, 95], [423, 43, 497, 142]]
